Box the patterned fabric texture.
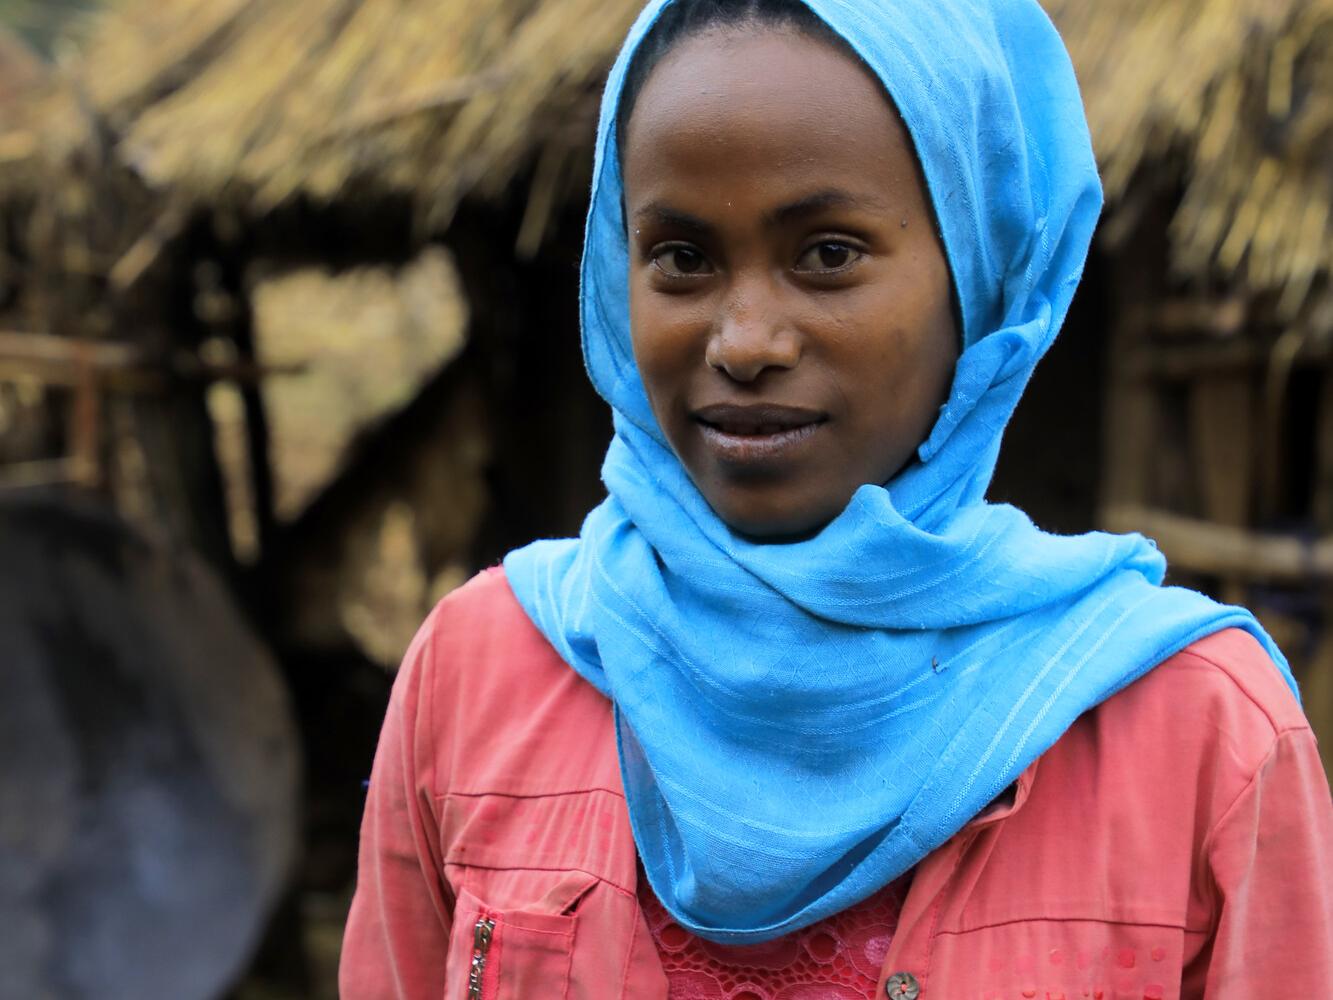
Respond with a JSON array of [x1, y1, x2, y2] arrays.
[[640, 870, 910, 999], [503, 0, 1298, 945]]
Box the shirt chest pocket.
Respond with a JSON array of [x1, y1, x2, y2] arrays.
[[445, 879, 596, 1000], [439, 790, 639, 1000]]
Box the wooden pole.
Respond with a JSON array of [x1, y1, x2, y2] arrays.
[[1103, 504, 1333, 585]]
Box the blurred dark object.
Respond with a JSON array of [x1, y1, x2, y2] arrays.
[[0, 491, 300, 1000]]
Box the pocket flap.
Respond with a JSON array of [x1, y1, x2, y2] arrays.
[[447, 884, 584, 1000]]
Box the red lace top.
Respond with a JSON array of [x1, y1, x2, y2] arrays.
[[637, 873, 911, 999]]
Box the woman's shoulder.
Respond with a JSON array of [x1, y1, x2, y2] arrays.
[[1045, 627, 1314, 820], [399, 566, 618, 798], [1098, 627, 1308, 764], [409, 563, 598, 696], [425, 563, 542, 635], [1001, 628, 1321, 916]]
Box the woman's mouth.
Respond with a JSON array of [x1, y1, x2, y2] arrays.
[[691, 403, 827, 467]]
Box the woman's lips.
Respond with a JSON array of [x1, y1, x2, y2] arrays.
[[691, 403, 827, 467]]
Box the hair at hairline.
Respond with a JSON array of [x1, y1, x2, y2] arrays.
[[615, 0, 853, 161]]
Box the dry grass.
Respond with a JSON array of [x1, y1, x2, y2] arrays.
[[70, 0, 639, 225], [6, 0, 1332, 318], [1049, 0, 1333, 322]]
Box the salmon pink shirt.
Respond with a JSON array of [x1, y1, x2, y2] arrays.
[[340, 568, 1333, 999]]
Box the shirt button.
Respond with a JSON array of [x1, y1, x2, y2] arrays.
[[885, 971, 920, 998]]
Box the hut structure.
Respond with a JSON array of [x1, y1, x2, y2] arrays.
[[1046, 0, 1333, 766], [0, 0, 1328, 992]]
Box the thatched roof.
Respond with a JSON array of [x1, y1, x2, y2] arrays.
[[24, 0, 1333, 317], [1048, 0, 1331, 322], [63, 0, 639, 224]]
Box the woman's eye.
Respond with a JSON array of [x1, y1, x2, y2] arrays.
[[795, 242, 862, 272], [651, 245, 712, 277]]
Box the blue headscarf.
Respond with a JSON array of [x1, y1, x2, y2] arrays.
[[504, 0, 1297, 945]]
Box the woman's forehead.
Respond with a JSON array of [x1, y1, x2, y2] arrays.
[[621, 27, 922, 210], [623, 24, 899, 144]]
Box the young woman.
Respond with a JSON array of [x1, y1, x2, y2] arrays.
[[341, 0, 1333, 996]]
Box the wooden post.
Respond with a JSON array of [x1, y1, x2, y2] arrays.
[[1308, 366, 1333, 775], [1189, 371, 1255, 604], [1098, 210, 1168, 528], [220, 252, 278, 562]]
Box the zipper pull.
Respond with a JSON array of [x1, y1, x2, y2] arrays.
[[467, 916, 496, 999]]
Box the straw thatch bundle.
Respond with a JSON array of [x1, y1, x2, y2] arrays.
[[17, 0, 1333, 318], [67, 0, 639, 226], [1049, 0, 1332, 322]]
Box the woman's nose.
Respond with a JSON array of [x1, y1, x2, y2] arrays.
[[704, 292, 801, 383]]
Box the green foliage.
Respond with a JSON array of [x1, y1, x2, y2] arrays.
[[0, 0, 101, 58]]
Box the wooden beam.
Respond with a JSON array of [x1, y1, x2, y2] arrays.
[[0, 332, 303, 389], [109, 203, 190, 294], [1101, 505, 1333, 585], [1147, 297, 1249, 338], [0, 457, 86, 490], [1122, 338, 1333, 380], [0, 331, 141, 369]]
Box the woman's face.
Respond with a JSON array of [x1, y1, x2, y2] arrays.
[[622, 26, 958, 539]]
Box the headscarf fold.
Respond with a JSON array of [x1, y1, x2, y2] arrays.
[[504, 0, 1297, 944]]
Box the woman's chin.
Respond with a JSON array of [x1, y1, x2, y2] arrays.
[[710, 498, 840, 544]]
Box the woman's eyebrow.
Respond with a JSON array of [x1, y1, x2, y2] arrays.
[[766, 189, 888, 227], [630, 190, 888, 235], [632, 202, 714, 237], [767, 188, 890, 226]]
